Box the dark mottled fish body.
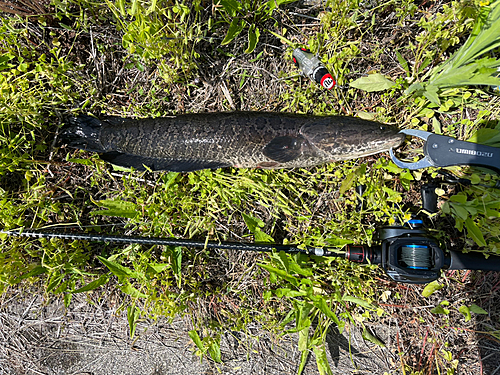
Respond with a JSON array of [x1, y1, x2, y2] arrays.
[[61, 112, 404, 172]]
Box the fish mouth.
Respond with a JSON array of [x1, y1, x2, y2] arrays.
[[356, 132, 406, 157], [386, 132, 406, 150]]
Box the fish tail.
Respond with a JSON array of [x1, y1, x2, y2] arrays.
[[60, 115, 104, 152]]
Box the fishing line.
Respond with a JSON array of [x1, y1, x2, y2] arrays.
[[400, 245, 432, 270]]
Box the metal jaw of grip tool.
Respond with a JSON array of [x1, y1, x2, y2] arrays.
[[389, 129, 500, 173]]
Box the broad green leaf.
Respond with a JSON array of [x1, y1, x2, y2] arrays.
[[258, 263, 299, 286], [218, 0, 242, 16], [470, 174, 481, 185], [97, 256, 137, 279], [127, 304, 140, 338], [243, 212, 274, 242], [188, 330, 204, 350], [64, 293, 72, 308], [295, 301, 313, 330], [432, 117, 441, 134], [254, 229, 274, 243], [0, 53, 14, 71], [450, 194, 467, 204], [459, 305, 471, 322], [92, 199, 138, 219], [277, 251, 290, 272], [298, 325, 309, 351], [288, 260, 313, 277], [396, 51, 409, 75], [276, 287, 305, 297], [339, 172, 356, 194], [469, 304, 488, 314], [313, 298, 341, 328], [245, 26, 260, 54], [47, 274, 63, 293], [451, 204, 469, 221], [422, 280, 443, 297], [350, 73, 396, 92], [431, 306, 450, 314], [242, 212, 264, 233], [120, 283, 147, 298], [297, 349, 309, 375], [362, 327, 385, 347], [342, 295, 374, 310], [221, 18, 245, 45], [16, 265, 47, 282], [422, 85, 440, 105], [162, 172, 179, 190], [263, 290, 272, 300], [464, 218, 487, 247], [378, 161, 403, 174], [68, 158, 94, 166], [325, 236, 354, 247], [468, 128, 500, 147], [73, 275, 109, 293], [208, 341, 222, 363], [274, 287, 291, 298], [266, 0, 297, 11], [382, 186, 402, 203], [356, 111, 376, 120], [313, 345, 333, 375], [486, 208, 500, 218], [147, 263, 169, 275], [405, 82, 423, 95]]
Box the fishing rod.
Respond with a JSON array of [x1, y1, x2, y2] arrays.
[[3, 220, 500, 284], [0, 228, 338, 256]]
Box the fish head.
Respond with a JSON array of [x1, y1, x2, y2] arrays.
[[300, 117, 405, 160]]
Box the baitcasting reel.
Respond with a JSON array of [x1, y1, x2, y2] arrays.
[[344, 219, 500, 284]]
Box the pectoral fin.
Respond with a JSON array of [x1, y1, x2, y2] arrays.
[[100, 152, 230, 172], [262, 136, 304, 163]]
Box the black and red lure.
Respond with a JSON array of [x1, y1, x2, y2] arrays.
[[292, 48, 336, 90]]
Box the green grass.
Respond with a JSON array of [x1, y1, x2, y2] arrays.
[[1, 0, 500, 373]]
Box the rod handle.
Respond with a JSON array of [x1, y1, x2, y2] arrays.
[[449, 250, 500, 271]]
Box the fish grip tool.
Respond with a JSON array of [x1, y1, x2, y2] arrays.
[[3, 224, 500, 284], [389, 129, 500, 173]]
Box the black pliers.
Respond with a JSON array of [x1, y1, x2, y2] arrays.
[[389, 129, 500, 174]]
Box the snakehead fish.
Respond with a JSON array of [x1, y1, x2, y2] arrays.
[[60, 112, 404, 172]]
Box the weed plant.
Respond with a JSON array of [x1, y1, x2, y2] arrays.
[[1, 0, 500, 373]]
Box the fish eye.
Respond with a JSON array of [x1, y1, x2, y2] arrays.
[[379, 126, 386, 130]]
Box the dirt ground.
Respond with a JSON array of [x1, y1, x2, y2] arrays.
[[0, 287, 392, 375], [1, 269, 499, 375]]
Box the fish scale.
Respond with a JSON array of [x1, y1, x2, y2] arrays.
[[60, 111, 405, 172]]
